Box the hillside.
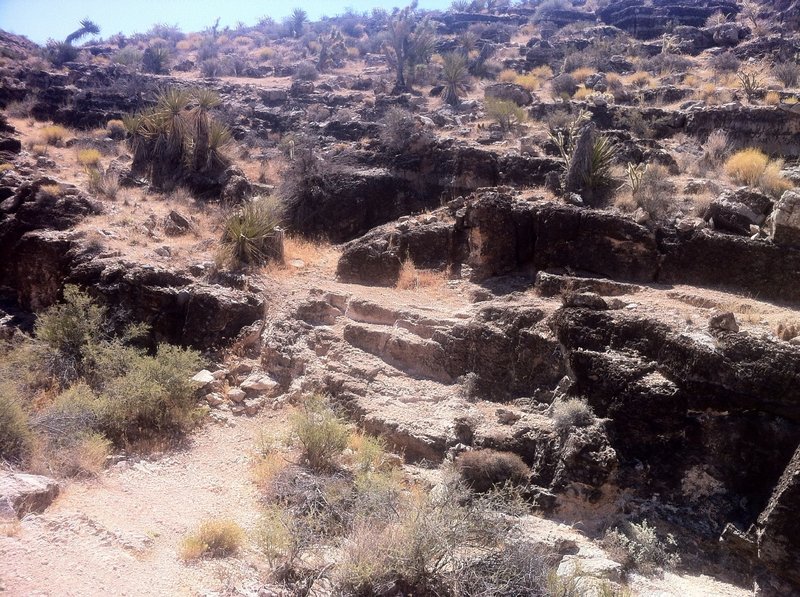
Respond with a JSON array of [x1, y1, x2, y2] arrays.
[[1, 1, 799, 595]]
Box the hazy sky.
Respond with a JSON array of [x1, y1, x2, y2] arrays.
[[1, 0, 452, 44]]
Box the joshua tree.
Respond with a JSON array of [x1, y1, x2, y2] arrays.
[[289, 8, 308, 38], [65, 19, 100, 45], [46, 18, 101, 67], [384, 2, 436, 93]]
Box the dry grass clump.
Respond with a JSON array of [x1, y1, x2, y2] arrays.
[[701, 129, 729, 168], [776, 321, 800, 342], [0, 393, 33, 462], [37, 125, 69, 146], [764, 91, 781, 106], [628, 71, 652, 89], [454, 449, 530, 493], [396, 259, 446, 291], [724, 148, 792, 197], [105, 119, 126, 140], [550, 397, 595, 433], [76, 148, 102, 169], [570, 66, 594, 81], [617, 164, 678, 222], [498, 68, 517, 82], [87, 170, 120, 200], [773, 61, 800, 88], [181, 518, 245, 560]]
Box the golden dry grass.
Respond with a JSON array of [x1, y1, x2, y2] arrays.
[[76, 148, 102, 168], [724, 148, 769, 186], [764, 91, 781, 106], [180, 518, 245, 561], [395, 259, 447, 291]]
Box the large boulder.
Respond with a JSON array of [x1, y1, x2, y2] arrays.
[[484, 83, 533, 107], [768, 190, 800, 248], [706, 187, 773, 235], [0, 473, 59, 519]]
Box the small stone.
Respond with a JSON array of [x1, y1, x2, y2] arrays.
[[192, 370, 215, 385], [227, 388, 246, 404], [708, 310, 739, 333], [563, 291, 608, 310], [212, 369, 228, 380], [496, 408, 521, 425], [241, 373, 279, 395], [231, 404, 247, 416], [205, 392, 225, 407], [245, 398, 265, 416]]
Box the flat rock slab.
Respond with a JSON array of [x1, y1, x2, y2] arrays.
[[0, 473, 60, 519]]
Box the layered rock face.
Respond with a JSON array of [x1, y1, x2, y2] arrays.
[[338, 190, 800, 303], [597, 0, 740, 39]]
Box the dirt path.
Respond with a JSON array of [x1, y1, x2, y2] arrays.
[[0, 412, 279, 597]]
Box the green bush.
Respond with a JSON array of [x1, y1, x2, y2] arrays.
[[102, 344, 203, 440], [292, 395, 349, 471], [0, 392, 32, 462], [602, 520, 680, 574], [485, 98, 527, 132], [219, 196, 283, 267]]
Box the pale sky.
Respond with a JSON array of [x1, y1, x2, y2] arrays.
[[0, 0, 452, 44]]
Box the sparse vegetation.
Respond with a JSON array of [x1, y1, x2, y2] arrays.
[[455, 449, 530, 492], [724, 148, 792, 197], [773, 61, 800, 88], [550, 397, 596, 432], [181, 518, 245, 560], [291, 394, 349, 471], [219, 196, 283, 268], [485, 97, 527, 132], [602, 520, 680, 574]]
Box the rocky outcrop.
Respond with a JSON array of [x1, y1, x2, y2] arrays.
[[338, 189, 800, 304], [0, 473, 59, 519], [706, 187, 773, 235], [597, 0, 740, 40], [768, 190, 800, 248]]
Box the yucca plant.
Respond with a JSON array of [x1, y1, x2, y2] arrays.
[[621, 162, 647, 195], [584, 134, 617, 192], [441, 52, 470, 106], [220, 197, 283, 267], [125, 87, 232, 191]]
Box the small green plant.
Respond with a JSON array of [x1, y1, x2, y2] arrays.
[[441, 51, 470, 106], [0, 393, 32, 462], [181, 518, 245, 560], [219, 196, 283, 267], [291, 394, 349, 471], [485, 98, 527, 132], [622, 163, 647, 195]]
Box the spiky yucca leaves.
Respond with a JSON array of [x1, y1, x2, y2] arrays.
[[125, 87, 231, 191], [584, 134, 617, 193], [220, 197, 283, 267], [441, 52, 470, 106], [65, 19, 100, 45]]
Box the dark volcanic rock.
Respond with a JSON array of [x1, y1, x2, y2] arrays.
[[706, 187, 773, 235]]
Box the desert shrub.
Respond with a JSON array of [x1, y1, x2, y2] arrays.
[[737, 69, 764, 103], [379, 107, 432, 153], [102, 343, 203, 440], [498, 68, 517, 83], [709, 50, 740, 74], [765, 91, 781, 106], [485, 97, 527, 132], [644, 52, 693, 75], [455, 449, 530, 493], [34, 285, 106, 386], [105, 119, 126, 139], [627, 164, 678, 222], [295, 61, 319, 81], [551, 73, 577, 99], [395, 259, 445, 290], [0, 394, 32, 462], [628, 71, 651, 89], [38, 125, 69, 146], [31, 428, 111, 478], [142, 45, 170, 74], [722, 148, 791, 197], [550, 397, 595, 432], [454, 541, 551, 597], [773, 61, 800, 88], [602, 520, 680, 574], [199, 58, 228, 78], [254, 504, 298, 565], [702, 129, 729, 167], [112, 46, 143, 68], [181, 518, 245, 560], [46, 41, 79, 67], [291, 395, 349, 472], [219, 196, 283, 267], [76, 148, 101, 169], [87, 170, 120, 200], [725, 148, 769, 185]]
